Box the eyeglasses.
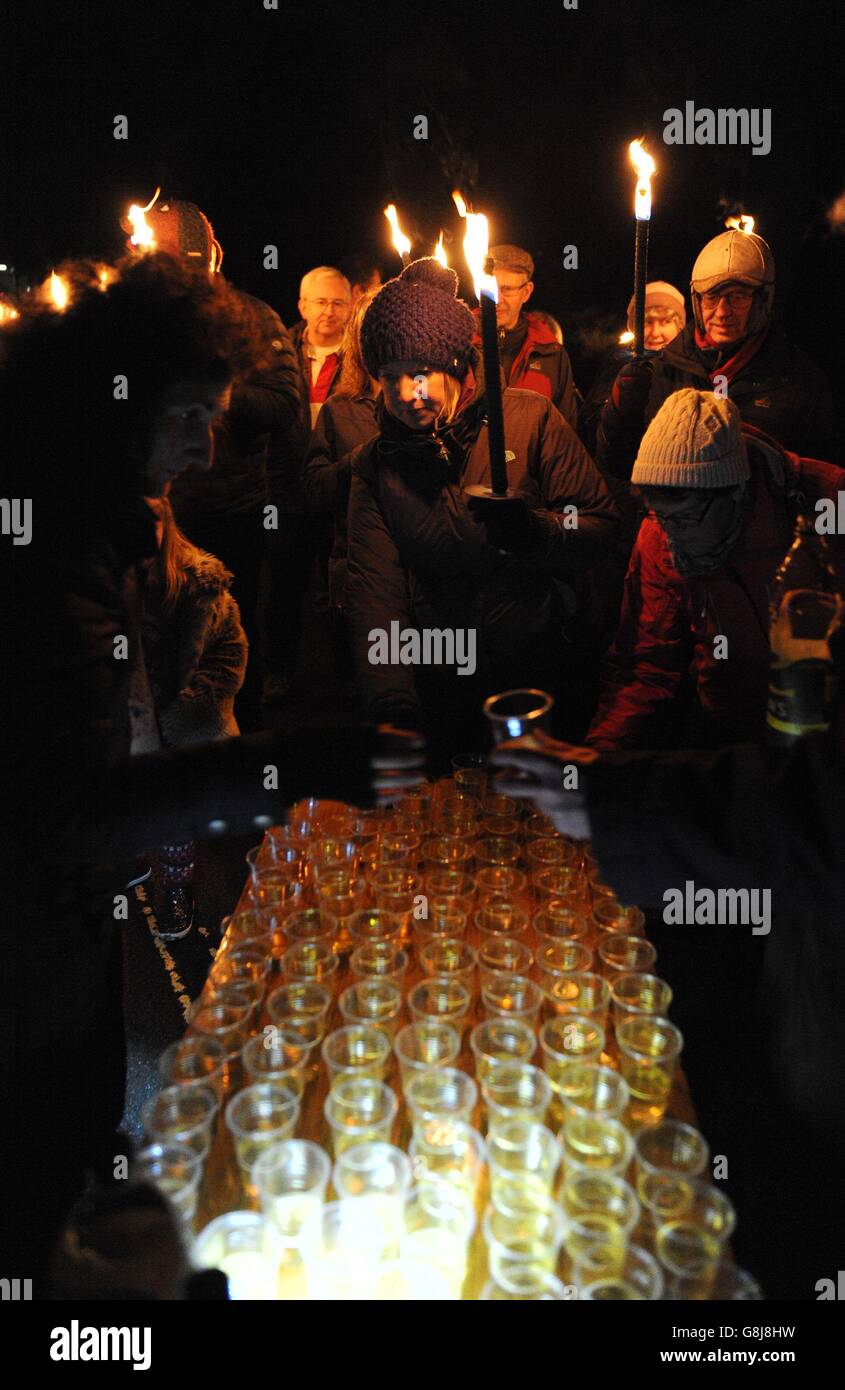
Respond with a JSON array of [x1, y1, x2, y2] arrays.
[[305, 298, 348, 311], [699, 288, 755, 309], [496, 281, 530, 298]]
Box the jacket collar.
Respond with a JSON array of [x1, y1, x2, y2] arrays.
[[372, 360, 487, 483], [663, 320, 785, 378], [472, 311, 558, 352]]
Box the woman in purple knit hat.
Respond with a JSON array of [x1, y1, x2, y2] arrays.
[[345, 257, 619, 755]]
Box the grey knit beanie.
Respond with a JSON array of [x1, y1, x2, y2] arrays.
[[631, 389, 750, 488], [360, 257, 476, 381]]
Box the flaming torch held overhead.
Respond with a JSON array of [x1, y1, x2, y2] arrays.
[[453, 190, 509, 498], [97, 263, 117, 291], [725, 213, 756, 234], [126, 187, 161, 251], [384, 204, 411, 268], [49, 271, 69, 311], [629, 139, 656, 357]]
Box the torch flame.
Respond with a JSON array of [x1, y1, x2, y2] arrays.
[[629, 139, 656, 221], [725, 214, 755, 234], [384, 204, 411, 262], [50, 271, 69, 311], [0, 303, 19, 323], [452, 190, 498, 303], [433, 232, 447, 268], [619, 330, 635, 345], [127, 186, 161, 250]]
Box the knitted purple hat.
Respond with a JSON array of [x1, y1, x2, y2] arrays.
[[360, 257, 476, 381]]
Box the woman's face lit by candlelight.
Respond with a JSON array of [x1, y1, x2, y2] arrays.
[[643, 310, 683, 352], [379, 361, 449, 430]]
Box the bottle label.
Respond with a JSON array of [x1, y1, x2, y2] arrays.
[[766, 659, 835, 741]]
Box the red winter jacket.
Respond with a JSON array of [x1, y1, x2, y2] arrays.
[[472, 311, 578, 428], [587, 427, 845, 752]]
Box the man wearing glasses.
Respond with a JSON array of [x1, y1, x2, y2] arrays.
[[263, 267, 351, 703], [599, 230, 837, 477], [290, 265, 352, 433], [475, 243, 579, 428]]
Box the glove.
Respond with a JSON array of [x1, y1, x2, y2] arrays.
[[467, 493, 540, 554], [609, 356, 654, 419], [488, 731, 597, 838]]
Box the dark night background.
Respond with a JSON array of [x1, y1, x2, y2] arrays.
[[2, 0, 843, 394]]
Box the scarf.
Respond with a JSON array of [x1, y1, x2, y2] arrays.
[[693, 326, 769, 386], [664, 486, 749, 577], [375, 368, 485, 488]]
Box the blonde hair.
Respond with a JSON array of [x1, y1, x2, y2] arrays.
[[145, 496, 220, 612], [334, 287, 381, 400], [435, 374, 463, 428]]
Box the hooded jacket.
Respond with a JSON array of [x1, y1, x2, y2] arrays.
[[130, 548, 248, 753], [345, 374, 618, 727], [473, 310, 579, 428], [587, 427, 845, 752]]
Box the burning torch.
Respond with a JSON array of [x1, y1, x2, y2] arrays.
[[629, 139, 656, 357], [453, 190, 510, 502], [384, 204, 411, 268], [48, 271, 69, 312], [725, 213, 756, 234], [123, 187, 161, 252]]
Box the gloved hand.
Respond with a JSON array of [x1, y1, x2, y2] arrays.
[[467, 493, 540, 554], [609, 356, 654, 420], [488, 730, 598, 838]]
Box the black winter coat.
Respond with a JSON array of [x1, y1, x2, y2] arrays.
[[346, 386, 618, 729], [289, 320, 343, 435], [171, 289, 303, 521], [303, 394, 379, 560], [597, 321, 839, 479], [577, 347, 630, 458]]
